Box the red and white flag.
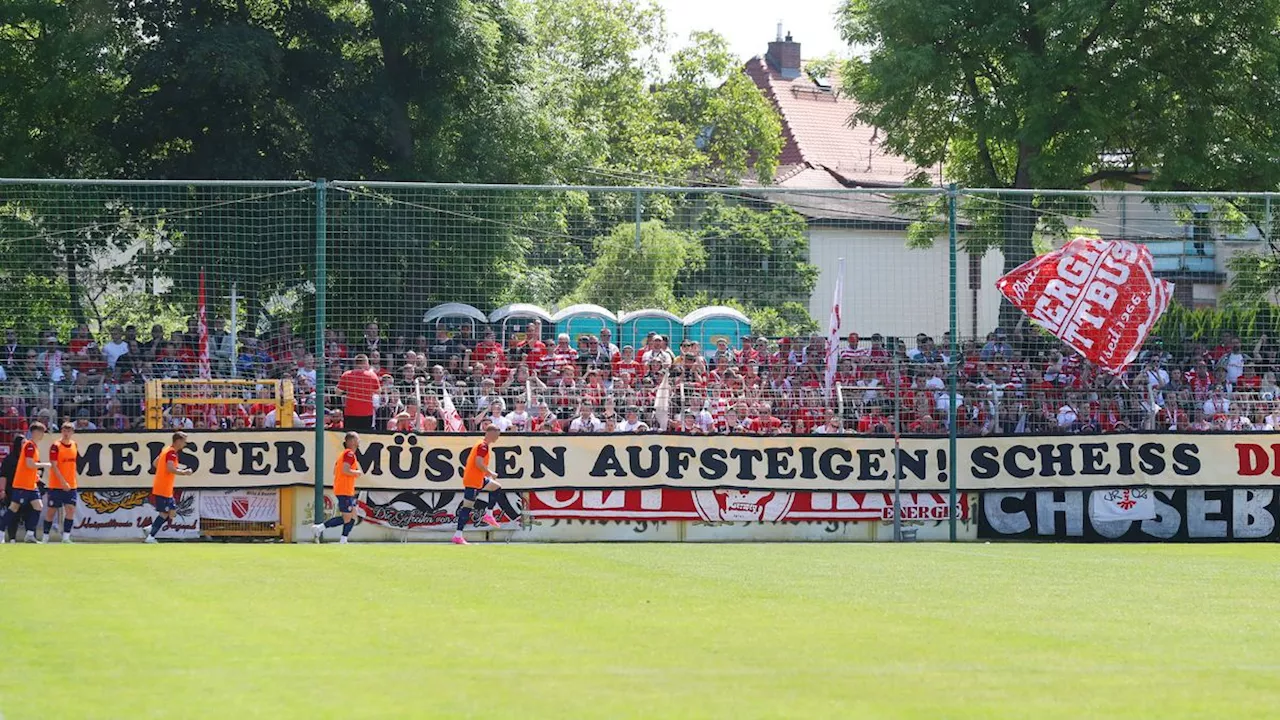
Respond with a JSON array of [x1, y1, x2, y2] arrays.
[[197, 269, 211, 381], [441, 386, 465, 433], [996, 237, 1173, 373], [824, 258, 845, 396]]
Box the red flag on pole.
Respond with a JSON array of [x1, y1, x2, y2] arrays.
[[996, 237, 1173, 373], [441, 385, 466, 433], [197, 270, 211, 381]]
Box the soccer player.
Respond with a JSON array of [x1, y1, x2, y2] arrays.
[[42, 422, 79, 543], [145, 432, 194, 544], [453, 425, 503, 545], [312, 431, 361, 544], [3, 423, 51, 543]]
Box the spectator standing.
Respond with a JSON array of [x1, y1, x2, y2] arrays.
[[335, 354, 380, 431], [568, 403, 602, 433], [362, 323, 382, 355], [210, 318, 234, 376], [103, 327, 130, 371], [598, 328, 620, 363], [980, 330, 1014, 362]]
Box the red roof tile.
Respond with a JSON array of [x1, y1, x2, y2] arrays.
[[744, 57, 939, 188]]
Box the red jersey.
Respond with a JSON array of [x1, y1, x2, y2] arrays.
[[473, 341, 506, 367], [337, 368, 380, 416]]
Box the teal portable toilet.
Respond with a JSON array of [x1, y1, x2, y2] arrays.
[[682, 306, 751, 353], [618, 309, 683, 351], [552, 304, 618, 343], [488, 304, 554, 346]]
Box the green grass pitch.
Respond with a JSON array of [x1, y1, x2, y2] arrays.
[[1, 543, 1278, 719]]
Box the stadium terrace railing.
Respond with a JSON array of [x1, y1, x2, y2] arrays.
[[6, 179, 1280, 540]]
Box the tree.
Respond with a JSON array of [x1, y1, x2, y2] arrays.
[[678, 195, 817, 308], [571, 221, 704, 310], [838, 0, 1280, 323]]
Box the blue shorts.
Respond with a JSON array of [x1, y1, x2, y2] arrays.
[[47, 489, 78, 508], [152, 494, 177, 513], [9, 488, 40, 505], [336, 495, 358, 513]]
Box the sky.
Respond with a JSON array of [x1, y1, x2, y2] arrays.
[[656, 0, 849, 63]]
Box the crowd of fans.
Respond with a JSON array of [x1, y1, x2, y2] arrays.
[[1, 315, 1279, 444]]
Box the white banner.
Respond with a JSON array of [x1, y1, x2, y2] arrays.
[[1089, 488, 1156, 523], [355, 490, 522, 533], [74, 489, 200, 540], [199, 489, 280, 522]]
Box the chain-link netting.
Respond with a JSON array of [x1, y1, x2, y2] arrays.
[[3, 179, 1276, 441]]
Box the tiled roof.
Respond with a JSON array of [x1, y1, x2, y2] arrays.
[[744, 56, 939, 188]]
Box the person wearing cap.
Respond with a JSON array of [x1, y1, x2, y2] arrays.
[[618, 407, 644, 433], [144, 432, 194, 543]]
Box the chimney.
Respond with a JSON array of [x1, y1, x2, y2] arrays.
[[766, 29, 801, 80]]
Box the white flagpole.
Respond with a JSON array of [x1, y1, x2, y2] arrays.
[[824, 258, 846, 398]]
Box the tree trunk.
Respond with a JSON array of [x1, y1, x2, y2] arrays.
[[64, 243, 89, 329], [996, 194, 1039, 333], [367, 0, 415, 174]]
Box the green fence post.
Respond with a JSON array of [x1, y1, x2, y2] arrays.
[[314, 178, 327, 525], [947, 184, 959, 542], [634, 190, 643, 250]]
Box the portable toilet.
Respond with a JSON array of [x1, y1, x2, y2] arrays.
[[618, 309, 683, 351], [553, 304, 618, 343], [421, 303, 488, 336], [489, 304, 553, 346], [683, 306, 751, 353]]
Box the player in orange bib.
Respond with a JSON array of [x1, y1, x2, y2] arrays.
[[42, 422, 79, 543], [3, 422, 51, 543], [145, 432, 194, 543], [452, 425, 504, 545], [312, 431, 361, 544]]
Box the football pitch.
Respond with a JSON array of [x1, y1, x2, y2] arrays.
[[1, 543, 1277, 719]]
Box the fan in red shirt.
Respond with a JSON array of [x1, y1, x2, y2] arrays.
[[473, 329, 506, 367], [908, 414, 943, 434], [751, 404, 783, 435], [857, 406, 895, 434], [336, 354, 381, 431]]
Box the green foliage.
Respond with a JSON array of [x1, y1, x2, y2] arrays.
[[570, 220, 704, 311], [839, 0, 1280, 316], [678, 195, 817, 308]]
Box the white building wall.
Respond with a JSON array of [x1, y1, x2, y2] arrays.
[[807, 228, 1005, 340]]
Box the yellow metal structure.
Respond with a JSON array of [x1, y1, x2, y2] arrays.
[[145, 378, 296, 430]]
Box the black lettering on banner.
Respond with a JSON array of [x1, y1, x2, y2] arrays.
[[78, 443, 102, 477], [979, 488, 1280, 542], [896, 449, 927, 480], [356, 442, 383, 475], [855, 449, 887, 481], [115, 443, 144, 476], [204, 441, 237, 474], [764, 447, 795, 480], [387, 437, 423, 480], [797, 446, 818, 480], [1137, 443, 1165, 475], [1172, 443, 1200, 475], [665, 447, 697, 480], [699, 448, 728, 480], [820, 448, 854, 482], [1004, 446, 1036, 479], [1114, 442, 1136, 475], [626, 445, 663, 479], [530, 446, 565, 479], [240, 442, 270, 476], [728, 448, 763, 481], [275, 441, 308, 474], [1037, 444, 1077, 477], [1077, 443, 1111, 476], [495, 446, 523, 478], [423, 448, 454, 482], [969, 446, 999, 480], [590, 446, 626, 478]]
